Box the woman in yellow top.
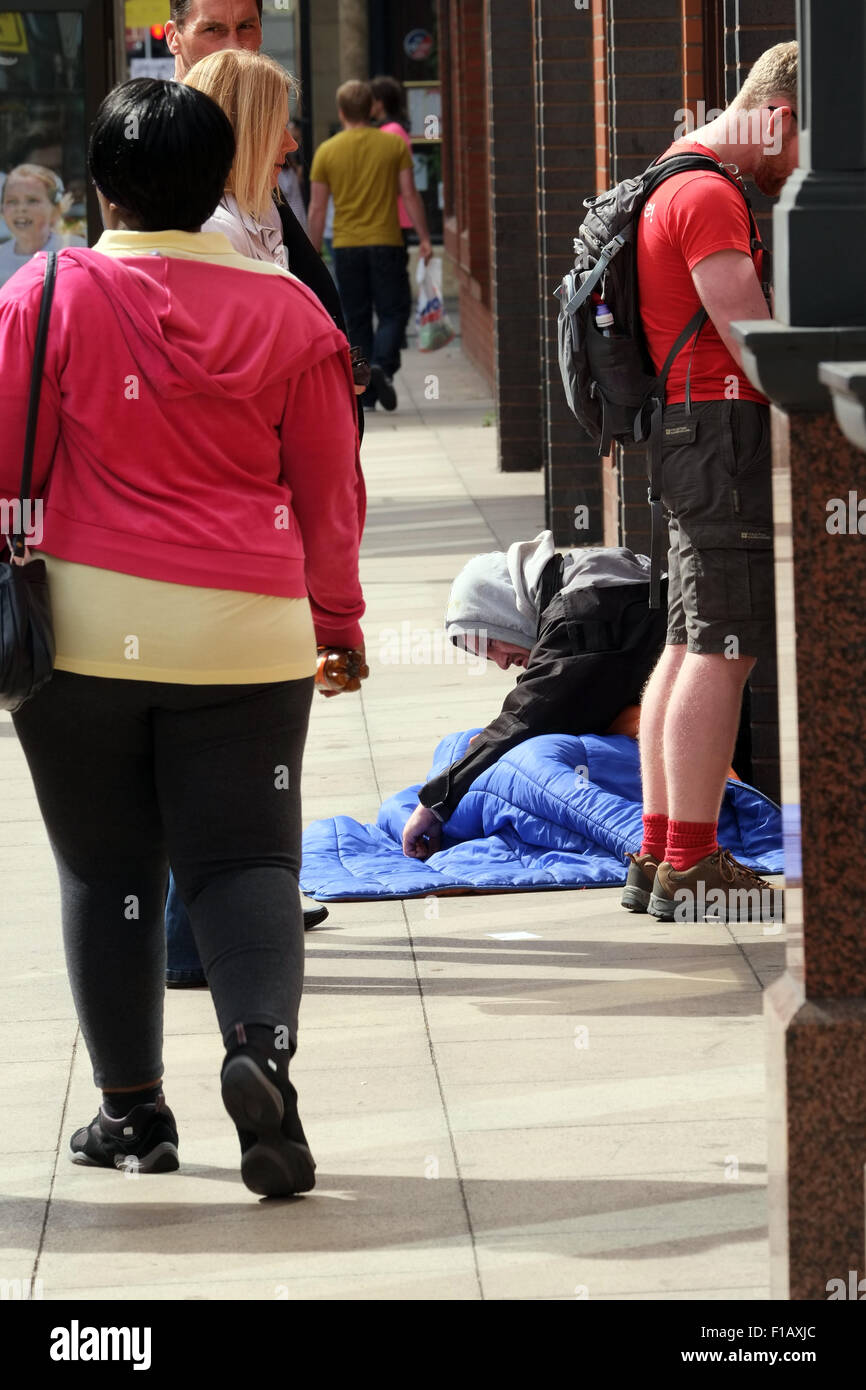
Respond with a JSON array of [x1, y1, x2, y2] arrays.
[[0, 79, 364, 1197]]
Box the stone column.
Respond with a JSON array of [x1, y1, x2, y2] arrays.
[[338, 0, 368, 82], [732, 0, 866, 1300]]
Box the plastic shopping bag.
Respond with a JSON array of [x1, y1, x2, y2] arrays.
[[415, 257, 455, 352]]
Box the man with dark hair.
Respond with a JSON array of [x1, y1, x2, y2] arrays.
[[308, 80, 433, 412], [165, 0, 263, 80], [9, 124, 65, 172], [163, 0, 353, 398]]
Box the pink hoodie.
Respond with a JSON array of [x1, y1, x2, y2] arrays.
[[0, 247, 365, 648]]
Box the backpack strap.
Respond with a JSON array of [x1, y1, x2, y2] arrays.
[[560, 232, 630, 318], [634, 306, 706, 609]]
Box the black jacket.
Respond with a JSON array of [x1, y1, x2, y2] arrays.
[[418, 576, 668, 821], [277, 201, 364, 442]]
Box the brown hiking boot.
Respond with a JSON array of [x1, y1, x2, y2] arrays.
[[648, 849, 783, 923], [621, 851, 659, 914]]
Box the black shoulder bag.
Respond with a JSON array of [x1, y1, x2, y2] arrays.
[[0, 251, 58, 712]]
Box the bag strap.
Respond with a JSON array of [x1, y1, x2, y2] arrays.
[[650, 305, 708, 403], [12, 251, 58, 559], [559, 232, 630, 317]]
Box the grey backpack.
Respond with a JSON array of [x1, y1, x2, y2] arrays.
[[556, 152, 763, 604]]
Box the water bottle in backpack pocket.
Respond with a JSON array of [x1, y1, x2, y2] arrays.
[[555, 153, 761, 457]]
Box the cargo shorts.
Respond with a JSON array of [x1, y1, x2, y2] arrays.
[[660, 399, 775, 658]]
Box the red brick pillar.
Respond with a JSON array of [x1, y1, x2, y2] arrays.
[[486, 0, 543, 471], [595, 0, 692, 559], [441, 0, 494, 384], [533, 0, 603, 544]]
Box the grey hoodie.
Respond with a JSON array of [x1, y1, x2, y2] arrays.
[[444, 531, 652, 649]]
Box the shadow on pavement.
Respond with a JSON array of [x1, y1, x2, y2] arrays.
[[0, 1174, 768, 1260]]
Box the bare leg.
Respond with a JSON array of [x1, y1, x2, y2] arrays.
[[639, 643, 687, 816], [664, 651, 754, 824]]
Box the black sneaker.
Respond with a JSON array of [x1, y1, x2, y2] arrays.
[[221, 1045, 316, 1198], [621, 851, 659, 913], [69, 1094, 179, 1173], [369, 364, 397, 411], [303, 904, 329, 930]]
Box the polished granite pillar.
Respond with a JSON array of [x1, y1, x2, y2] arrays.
[[730, 0, 866, 1298], [763, 407, 866, 1300]]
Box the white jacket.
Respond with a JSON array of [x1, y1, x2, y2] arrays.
[[201, 194, 288, 270]]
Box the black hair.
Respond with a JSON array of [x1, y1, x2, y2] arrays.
[[170, 0, 263, 25], [371, 75, 409, 129], [87, 78, 235, 231], [9, 124, 64, 171]]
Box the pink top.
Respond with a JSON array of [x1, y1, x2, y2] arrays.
[[381, 120, 414, 229], [0, 245, 366, 648]]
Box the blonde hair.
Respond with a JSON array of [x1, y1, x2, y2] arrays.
[[184, 50, 298, 219], [732, 40, 798, 111], [2, 163, 63, 217], [337, 80, 372, 124]]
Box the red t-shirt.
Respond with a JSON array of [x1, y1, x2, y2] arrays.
[[636, 141, 767, 405]]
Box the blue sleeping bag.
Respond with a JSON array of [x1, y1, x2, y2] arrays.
[[300, 730, 783, 900]]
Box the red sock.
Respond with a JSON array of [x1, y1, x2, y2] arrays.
[[666, 820, 718, 871], [639, 812, 668, 861]]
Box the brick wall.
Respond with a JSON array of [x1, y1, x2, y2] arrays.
[[682, 0, 704, 108], [598, 0, 685, 556], [593, 0, 610, 191], [535, 0, 603, 544], [441, 0, 493, 382], [594, 0, 795, 801], [724, 0, 797, 253], [724, 0, 796, 803], [486, 0, 543, 471], [440, 0, 795, 797]]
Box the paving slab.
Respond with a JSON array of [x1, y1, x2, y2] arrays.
[[0, 339, 784, 1301]]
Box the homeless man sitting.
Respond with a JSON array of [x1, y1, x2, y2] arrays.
[[402, 531, 669, 859]]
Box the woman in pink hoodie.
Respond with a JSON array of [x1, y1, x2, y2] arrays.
[[370, 76, 415, 243], [0, 79, 365, 1198]]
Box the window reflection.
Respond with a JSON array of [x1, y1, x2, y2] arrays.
[[0, 11, 88, 285]]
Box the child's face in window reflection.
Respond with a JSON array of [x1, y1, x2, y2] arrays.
[[2, 176, 57, 253]]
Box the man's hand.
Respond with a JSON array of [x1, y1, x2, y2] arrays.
[[398, 169, 433, 261], [402, 804, 442, 860]]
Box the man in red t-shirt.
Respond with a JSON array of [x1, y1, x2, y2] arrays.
[[622, 42, 799, 923]]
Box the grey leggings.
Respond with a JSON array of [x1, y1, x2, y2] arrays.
[[12, 670, 314, 1089]]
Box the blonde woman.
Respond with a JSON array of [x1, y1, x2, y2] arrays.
[[170, 50, 358, 983], [184, 49, 296, 268]]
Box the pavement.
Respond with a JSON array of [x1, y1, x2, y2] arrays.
[[0, 336, 786, 1302]]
